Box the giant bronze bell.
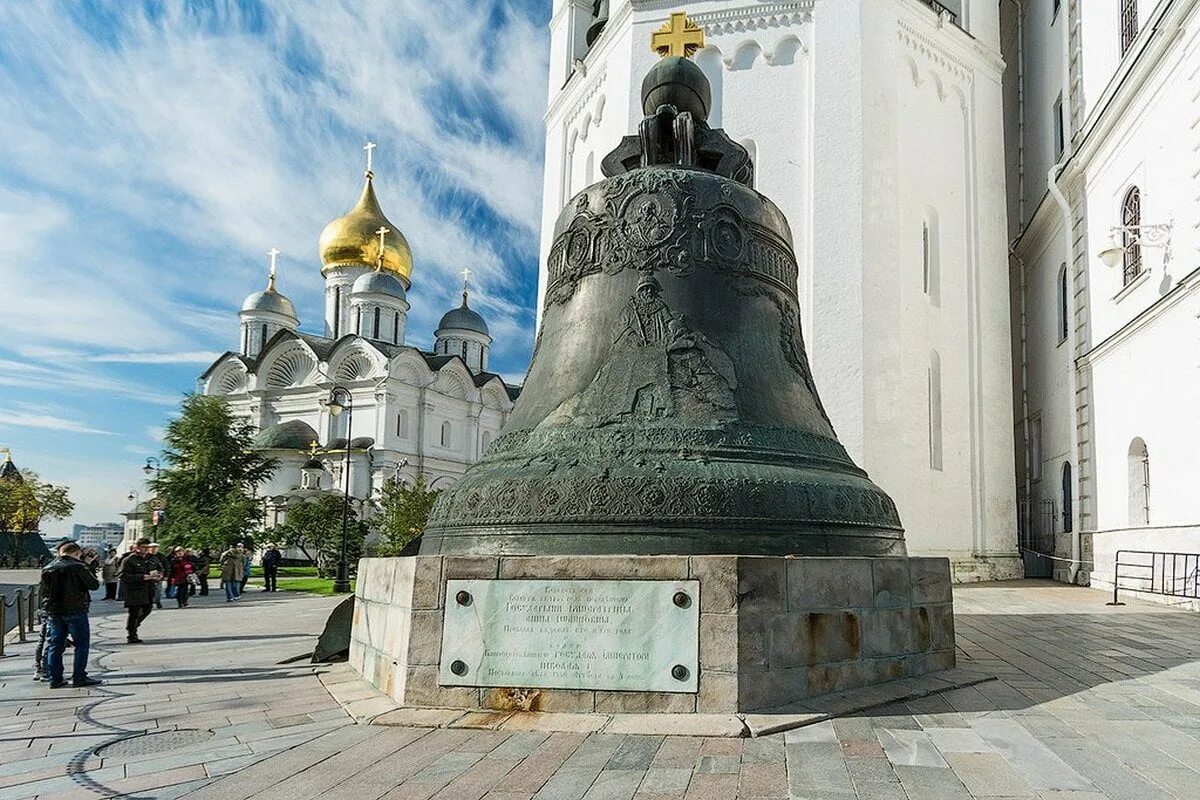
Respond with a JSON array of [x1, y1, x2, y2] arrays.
[[421, 37, 906, 558]]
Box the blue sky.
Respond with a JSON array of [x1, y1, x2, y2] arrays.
[[0, 0, 550, 534]]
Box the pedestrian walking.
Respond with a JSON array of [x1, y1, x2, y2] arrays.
[[240, 549, 253, 593], [118, 538, 159, 643], [39, 541, 102, 688], [261, 543, 282, 592], [101, 548, 119, 600], [220, 544, 245, 602], [195, 548, 212, 596], [168, 546, 194, 608]]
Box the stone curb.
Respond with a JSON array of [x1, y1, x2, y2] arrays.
[[314, 664, 996, 738]]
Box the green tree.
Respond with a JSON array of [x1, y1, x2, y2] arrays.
[[274, 494, 366, 577], [149, 395, 276, 552], [375, 474, 440, 556], [0, 469, 74, 533]]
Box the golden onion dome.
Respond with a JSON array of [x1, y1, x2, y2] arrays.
[[318, 175, 413, 287]]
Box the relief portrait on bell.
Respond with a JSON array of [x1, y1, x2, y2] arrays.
[[566, 276, 737, 426]]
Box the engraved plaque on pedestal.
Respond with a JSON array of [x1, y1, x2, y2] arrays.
[[439, 579, 700, 693]]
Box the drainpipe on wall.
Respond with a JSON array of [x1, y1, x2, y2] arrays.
[[1012, 247, 1032, 548], [1004, 0, 1026, 222]]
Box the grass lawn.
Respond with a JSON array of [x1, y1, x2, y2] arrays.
[[206, 562, 353, 595], [269, 577, 356, 596]]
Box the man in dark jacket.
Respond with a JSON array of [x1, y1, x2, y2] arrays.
[[118, 538, 159, 643], [194, 548, 212, 596], [40, 541, 101, 688], [261, 544, 282, 592]]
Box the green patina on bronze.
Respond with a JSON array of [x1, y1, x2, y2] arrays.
[[421, 56, 906, 558]]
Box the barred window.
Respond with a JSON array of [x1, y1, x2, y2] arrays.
[[1120, 0, 1139, 56], [1121, 186, 1142, 286]]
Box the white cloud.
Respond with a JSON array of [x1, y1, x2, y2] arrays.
[[91, 351, 223, 365], [0, 412, 114, 436], [0, 359, 181, 407]]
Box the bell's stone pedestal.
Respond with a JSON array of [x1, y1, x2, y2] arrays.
[[349, 554, 954, 715]]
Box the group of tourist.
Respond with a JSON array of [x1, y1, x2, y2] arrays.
[[35, 538, 285, 687], [100, 543, 213, 607]]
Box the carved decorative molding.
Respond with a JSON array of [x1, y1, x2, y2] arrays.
[[897, 17, 974, 92], [566, 65, 608, 127], [685, 2, 815, 35]]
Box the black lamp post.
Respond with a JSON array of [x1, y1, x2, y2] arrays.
[[142, 457, 161, 478], [327, 386, 353, 594]]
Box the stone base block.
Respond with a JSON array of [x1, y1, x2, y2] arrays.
[[349, 554, 955, 714]]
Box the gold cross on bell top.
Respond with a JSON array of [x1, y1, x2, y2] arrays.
[[651, 11, 705, 58]]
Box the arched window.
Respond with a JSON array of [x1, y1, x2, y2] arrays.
[[393, 312, 400, 344], [373, 307, 381, 340], [1128, 438, 1150, 525], [461, 341, 468, 359], [355, 308, 362, 337], [260, 323, 268, 351], [396, 410, 408, 438], [1057, 264, 1069, 343], [333, 286, 342, 337], [928, 350, 943, 471], [1120, 0, 1139, 56], [1122, 186, 1142, 286], [242, 326, 249, 354], [1061, 462, 1073, 534], [923, 209, 940, 305], [440, 421, 452, 448]]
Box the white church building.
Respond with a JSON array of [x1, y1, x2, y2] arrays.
[[546, 0, 1020, 581], [1004, 0, 1200, 589], [199, 165, 517, 524]]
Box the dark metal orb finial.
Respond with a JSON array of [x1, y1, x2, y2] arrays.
[[641, 56, 711, 121]]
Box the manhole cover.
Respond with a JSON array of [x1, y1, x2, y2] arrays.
[[95, 729, 214, 758]]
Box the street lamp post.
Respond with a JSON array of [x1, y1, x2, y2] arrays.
[[327, 386, 354, 594], [142, 457, 161, 478]]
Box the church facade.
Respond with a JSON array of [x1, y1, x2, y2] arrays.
[[1003, 0, 1200, 588], [543, 0, 1019, 580], [199, 168, 517, 522]]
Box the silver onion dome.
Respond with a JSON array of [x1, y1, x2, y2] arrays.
[[241, 288, 297, 318], [351, 269, 407, 298], [436, 293, 489, 336]]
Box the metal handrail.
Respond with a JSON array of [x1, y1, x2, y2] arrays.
[[1108, 549, 1200, 606], [920, 0, 959, 25], [0, 584, 39, 657]]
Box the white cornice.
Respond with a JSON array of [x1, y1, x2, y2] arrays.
[[643, 1, 815, 33], [1065, 0, 1199, 180], [1079, 265, 1200, 366]]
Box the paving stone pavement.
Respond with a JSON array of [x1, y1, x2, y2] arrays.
[[3, 579, 1200, 799]]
